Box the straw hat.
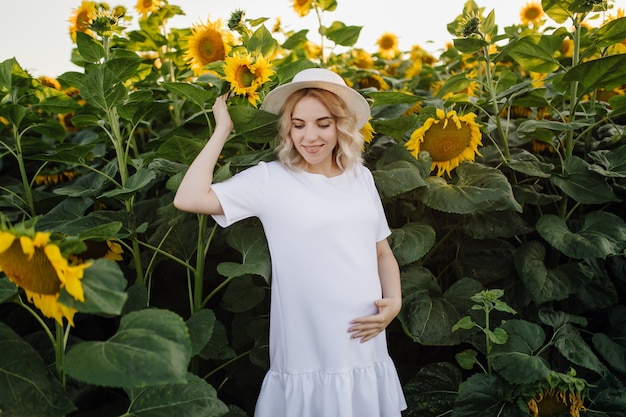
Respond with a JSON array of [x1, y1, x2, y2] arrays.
[[261, 68, 371, 129]]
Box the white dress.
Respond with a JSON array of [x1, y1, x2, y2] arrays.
[[211, 161, 407, 417]]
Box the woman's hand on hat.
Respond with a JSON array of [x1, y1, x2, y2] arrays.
[[212, 93, 234, 134], [348, 296, 402, 343]]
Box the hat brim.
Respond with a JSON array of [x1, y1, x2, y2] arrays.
[[261, 79, 371, 129]]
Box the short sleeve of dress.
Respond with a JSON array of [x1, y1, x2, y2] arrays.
[[362, 166, 391, 242], [210, 161, 270, 228]]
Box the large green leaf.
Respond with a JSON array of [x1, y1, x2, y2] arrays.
[[536, 211, 626, 259], [186, 309, 216, 356], [65, 309, 192, 387], [75, 31, 105, 63], [0, 323, 75, 417], [389, 222, 436, 266], [588, 144, 626, 178], [58, 259, 128, 315], [161, 81, 216, 109], [0, 278, 18, 303], [324, 21, 362, 47], [402, 362, 460, 417], [491, 320, 551, 385], [399, 274, 483, 346], [124, 374, 228, 417], [221, 275, 266, 313], [372, 161, 428, 198], [563, 55, 626, 96], [591, 17, 626, 48], [451, 373, 522, 417], [156, 135, 206, 165], [514, 241, 594, 303], [420, 163, 522, 214], [464, 211, 533, 239], [554, 324, 609, 377], [507, 34, 561, 73], [101, 168, 157, 199], [217, 220, 271, 282], [593, 333, 626, 374], [541, 0, 574, 23], [80, 66, 128, 112]]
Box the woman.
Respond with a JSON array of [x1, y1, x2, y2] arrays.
[[174, 68, 407, 416]]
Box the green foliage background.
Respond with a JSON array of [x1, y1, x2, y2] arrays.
[[0, 0, 625, 416]]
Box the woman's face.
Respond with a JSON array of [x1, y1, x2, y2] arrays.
[[290, 95, 339, 176]]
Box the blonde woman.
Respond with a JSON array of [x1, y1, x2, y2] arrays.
[[174, 68, 407, 417]]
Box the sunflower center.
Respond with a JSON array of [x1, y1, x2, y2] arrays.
[[296, 0, 309, 6], [379, 35, 395, 50], [198, 32, 226, 63], [235, 65, 256, 88], [421, 122, 472, 162], [0, 241, 61, 295]]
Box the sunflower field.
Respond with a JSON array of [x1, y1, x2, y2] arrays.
[[1, 0, 626, 416]]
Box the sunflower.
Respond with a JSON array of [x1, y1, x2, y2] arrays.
[[361, 121, 376, 145], [38, 76, 61, 90], [352, 49, 374, 69], [293, 0, 313, 17], [520, 2, 545, 25], [305, 41, 322, 60], [135, 0, 161, 17], [0, 230, 91, 325], [223, 53, 274, 106], [184, 17, 233, 76], [357, 74, 389, 91], [34, 168, 81, 186], [405, 109, 483, 177], [376, 32, 400, 59], [69, 1, 96, 42], [70, 239, 124, 264]]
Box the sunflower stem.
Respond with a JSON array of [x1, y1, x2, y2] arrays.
[[54, 321, 67, 388], [193, 215, 208, 313], [481, 42, 510, 161]]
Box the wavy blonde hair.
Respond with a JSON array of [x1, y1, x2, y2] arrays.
[[274, 88, 364, 171]]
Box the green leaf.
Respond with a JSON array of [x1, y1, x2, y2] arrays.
[[65, 309, 192, 387], [373, 161, 428, 198], [161, 81, 216, 109], [33, 86, 81, 114], [402, 362, 460, 416], [247, 25, 279, 57], [541, 0, 574, 23], [368, 91, 421, 107], [452, 373, 520, 417], [101, 168, 157, 199], [455, 349, 479, 370], [0, 278, 18, 303], [491, 320, 551, 385], [30, 143, 95, 165], [464, 211, 533, 239], [550, 156, 619, 204], [536, 211, 626, 259], [453, 37, 489, 54], [324, 21, 362, 47], [399, 276, 483, 345], [389, 222, 436, 266], [221, 276, 266, 313], [80, 66, 128, 112], [554, 324, 609, 377], [420, 163, 522, 214], [486, 327, 508, 344], [0, 323, 76, 417], [106, 56, 143, 82], [124, 374, 229, 417], [452, 316, 475, 332], [507, 150, 554, 178], [371, 114, 419, 141], [591, 16, 626, 48], [156, 135, 206, 166], [186, 309, 216, 356], [436, 73, 474, 99], [563, 54, 626, 96], [588, 144, 626, 178], [76, 31, 105, 63], [58, 259, 128, 315], [508, 34, 561, 73], [514, 241, 594, 303], [217, 220, 271, 282], [593, 333, 626, 374]]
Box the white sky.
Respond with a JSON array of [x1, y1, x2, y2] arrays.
[[2, 0, 625, 77]]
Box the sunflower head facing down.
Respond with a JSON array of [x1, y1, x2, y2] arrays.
[[405, 109, 483, 177], [184, 17, 234, 76], [223, 53, 274, 106], [0, 229, 91, 326]]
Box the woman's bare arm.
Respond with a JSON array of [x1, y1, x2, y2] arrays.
[[173, 95, 233, 215]]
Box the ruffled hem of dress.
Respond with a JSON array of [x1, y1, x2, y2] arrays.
[[254, 359, 407, 417]]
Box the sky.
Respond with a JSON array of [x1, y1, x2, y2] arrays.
[[1, 0, 625, 78]]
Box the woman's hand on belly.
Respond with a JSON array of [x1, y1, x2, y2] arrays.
[[347, 297, 402, 343]]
